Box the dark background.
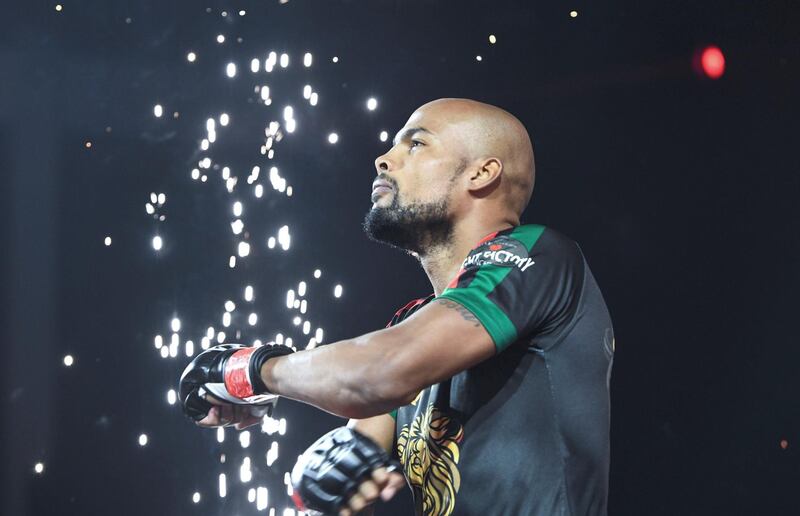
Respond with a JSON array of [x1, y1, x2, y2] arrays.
[[1, 1, 798, 515]]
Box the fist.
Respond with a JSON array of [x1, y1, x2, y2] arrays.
[[338, 467, 406, 516], [178, 343, 292, 422]]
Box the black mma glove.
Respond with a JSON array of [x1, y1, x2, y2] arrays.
[[178, 343, 294, 421], [290, 426, 402, 515]]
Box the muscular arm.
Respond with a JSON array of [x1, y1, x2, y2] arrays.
[[260, 298, 495, 419]]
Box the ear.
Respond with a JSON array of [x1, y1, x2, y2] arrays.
[[467, 158, 503, 192]]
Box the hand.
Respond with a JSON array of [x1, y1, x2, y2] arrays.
[[195, 393, 263, 431], [338, 467, 406, 516]]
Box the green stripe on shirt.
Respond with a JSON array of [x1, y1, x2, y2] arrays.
[[438, 225, 545, 351]]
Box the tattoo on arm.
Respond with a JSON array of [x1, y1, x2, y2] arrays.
[[435, 299, 482, 327]]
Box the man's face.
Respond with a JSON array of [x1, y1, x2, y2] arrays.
[[363, 108, 468, 254]]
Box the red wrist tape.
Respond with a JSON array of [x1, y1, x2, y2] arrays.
[[224, 347, 257, 399]]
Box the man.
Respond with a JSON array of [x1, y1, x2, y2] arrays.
[[182, 98, 614, 515]]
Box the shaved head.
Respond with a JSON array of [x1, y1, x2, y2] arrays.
[[411, 98, 536, 217], [365, 97, 535, 256]]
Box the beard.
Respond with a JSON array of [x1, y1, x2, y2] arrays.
[[363, 180, 458, 256]]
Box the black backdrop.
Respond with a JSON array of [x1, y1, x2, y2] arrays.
[[1, 1, 798, 515]]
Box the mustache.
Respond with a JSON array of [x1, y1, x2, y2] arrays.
[[375, 173, 398, 190]]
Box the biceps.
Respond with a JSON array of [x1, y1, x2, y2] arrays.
[[388, 299, 496, 392], [347, 413, 396, 453]]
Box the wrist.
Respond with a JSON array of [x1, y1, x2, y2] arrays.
[[259, 355, 282, 395]]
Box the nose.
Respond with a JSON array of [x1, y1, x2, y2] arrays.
[[374, 153, 392, 175]]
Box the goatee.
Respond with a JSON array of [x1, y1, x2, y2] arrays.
[[362, 189, 455, 255]]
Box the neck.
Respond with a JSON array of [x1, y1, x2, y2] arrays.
[[419, 218, 516, 296]]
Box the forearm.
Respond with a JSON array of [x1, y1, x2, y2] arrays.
[[260, 329, 412, 419]]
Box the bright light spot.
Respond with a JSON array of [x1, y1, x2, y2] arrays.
[[379, 131, 389, 142], [171, 317, 181, 332], [700, 45, 726, 79], [231, 219, 244, 234], [302, 321, 310, 335], [278, 225, 291, 250], [243, 286, 254, 303], [257, 486, 269, 510], [240, 458, 253, 483], [159, 346, 169, 358], [315, 328, 324, 342], [34, 462, 44, 474], [250, 58, 260, 73], [285, 118, 296, 133], [187, 51, 197, 62], [366, 98, 378, 111], [222, 312, 232, 327], [334, 284, 343, 298], [293, 316, 301, 326], [54, 5, 62, 12], [219, 113, 230, 126], [233, 201, 243, 216], [254, 184, 263, 198], [104, 236, 112, 246], [138, 433, 148, 446], [192, 492, 201, 504], [201, 336, 210, 349], [303, 85, 312, 99], [216, 34, 225, 44], [239, 431, 251, 448], [303, 52, 312, 67], [287, 186, 293, 197], [226, 62, 237, 78], [279, 53, 289, 67], [152, 236, 163, 251], [489, 34, 497, 44], [267, 237, 276, 249], [476, 55, 483, 61], [248, 313, 258, 325], [310, 92, 319, 106], [313, 269, 322, 278], [238, 241, 251, 257], [219, 473, 227, 497], [154, 335, 163, 349], [225, 303, 235, 316], [191, 168, 200, 180], [217, 331, 226, 343], [239, 10, 246, 16], [332, 56, 339, 63], [167, 389, 177, 405], [185, 340, 194, 356], [229, 255, 236, 268], [266, 441, 279, 466], [63, 355, 74, 366], [154, 104, 163, 117], [327, 133, 338, 144], [286, 289, 295, 308], [298, 281, 307, 297], [570, 10, 578, 18], [261, 85, 271, 101], [217, 427, 225, 443]]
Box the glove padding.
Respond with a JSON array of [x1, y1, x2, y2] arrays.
[[178, 343, 294, 421], [291, 426, 402, 515]]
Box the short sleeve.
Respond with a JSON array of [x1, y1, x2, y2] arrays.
[[437, 225, 584, 352]]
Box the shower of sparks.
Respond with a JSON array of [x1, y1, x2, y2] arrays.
[[138, 4, 393, 508]]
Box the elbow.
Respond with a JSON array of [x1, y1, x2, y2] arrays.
[[357, 368, 418, 416]]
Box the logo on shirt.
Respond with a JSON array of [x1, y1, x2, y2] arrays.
[[461, 235, 535, 272], [397, 398, 463, 516]]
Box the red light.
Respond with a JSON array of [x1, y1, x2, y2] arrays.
[[700, 45, 725, 79]]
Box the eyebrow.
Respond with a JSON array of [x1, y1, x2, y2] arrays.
[[392, 126, 435, 147]]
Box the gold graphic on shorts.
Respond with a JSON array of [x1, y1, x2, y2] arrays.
[[397, 403, 464, 516]]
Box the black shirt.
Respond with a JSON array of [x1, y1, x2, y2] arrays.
[[386, 224, 614, 516]]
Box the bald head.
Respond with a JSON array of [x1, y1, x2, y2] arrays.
[[412, 98, 536, 217]]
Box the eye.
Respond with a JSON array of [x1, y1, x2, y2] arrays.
[[409, 140, 424, 150]]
